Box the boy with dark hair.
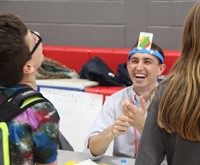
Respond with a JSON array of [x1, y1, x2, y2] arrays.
[[0, 13, 59, 165]]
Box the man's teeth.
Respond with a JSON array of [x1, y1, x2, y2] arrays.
[[135, 74, 146, 78]]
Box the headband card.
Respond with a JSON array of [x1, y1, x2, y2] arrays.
[[137, 32, 153, 50]]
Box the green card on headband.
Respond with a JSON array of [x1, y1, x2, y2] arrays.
[[137, 32, 153, 51]]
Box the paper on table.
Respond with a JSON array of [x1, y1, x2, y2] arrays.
[[76, 159, 98, 165]]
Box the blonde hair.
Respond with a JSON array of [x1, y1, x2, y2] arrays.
[[157, 2, 200, 141]]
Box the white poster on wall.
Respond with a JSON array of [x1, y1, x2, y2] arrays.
[[39, 87, 104, 153]]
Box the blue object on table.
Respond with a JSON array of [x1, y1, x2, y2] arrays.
[[120, 159, 127, 164]]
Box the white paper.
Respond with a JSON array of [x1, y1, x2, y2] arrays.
[[39, 87, 103, 152], [76, 159, 98, 165]]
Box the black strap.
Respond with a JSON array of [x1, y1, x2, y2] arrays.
[[0, 87, 44, 122]]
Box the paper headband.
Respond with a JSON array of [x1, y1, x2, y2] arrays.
[[128, 32, 164, 63]]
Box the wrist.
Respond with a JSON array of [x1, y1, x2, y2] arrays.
[[110, 126, 117, 138]]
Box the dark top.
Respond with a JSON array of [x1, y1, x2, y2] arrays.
[[135, 84, 200, 165]]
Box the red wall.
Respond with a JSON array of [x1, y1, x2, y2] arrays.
[[43, 45, 181, 75]]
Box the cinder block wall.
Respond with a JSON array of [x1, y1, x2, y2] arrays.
[[0, 0, 197, 49]]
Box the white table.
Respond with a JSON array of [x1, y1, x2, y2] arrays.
[[57, 150, 135, 165]]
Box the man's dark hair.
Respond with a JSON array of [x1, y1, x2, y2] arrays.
[[0, 14, 31, 87]]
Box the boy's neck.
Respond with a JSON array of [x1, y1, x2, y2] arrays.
[[134, 83, 157, 101]]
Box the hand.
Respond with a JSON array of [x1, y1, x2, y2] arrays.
[[122, 96, 147, 133], [111, 115, 132, 137]]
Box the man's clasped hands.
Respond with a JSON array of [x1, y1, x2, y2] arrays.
[[111, 96, 147, 137]]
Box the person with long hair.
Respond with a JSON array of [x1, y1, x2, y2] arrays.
[[135, 2, 200, 165]]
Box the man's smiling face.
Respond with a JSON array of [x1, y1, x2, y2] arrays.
[[127, 52, 164, 91]]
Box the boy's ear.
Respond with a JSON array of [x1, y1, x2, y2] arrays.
[[126, 61, 130, 71], [23, 63, 35, 74], [158, 64, 166, 75]]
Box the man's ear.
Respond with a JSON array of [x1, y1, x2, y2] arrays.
[[127, 61, 130, 71], [23, 63, 35, 74], [158, 64, 166, 75]]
